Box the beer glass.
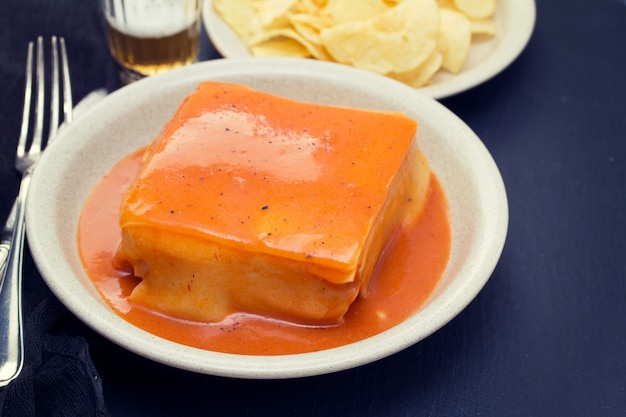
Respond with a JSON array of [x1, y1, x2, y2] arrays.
[[101, 0, 202, 81]]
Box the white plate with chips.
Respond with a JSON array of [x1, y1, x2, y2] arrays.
[[27, 58, 508, 379], [203, 0, 536, 99]]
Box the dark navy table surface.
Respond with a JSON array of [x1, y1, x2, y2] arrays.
[[0, 0, 625, 415]]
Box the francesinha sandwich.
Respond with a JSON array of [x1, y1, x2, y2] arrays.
[[114, 81, 431, 325]]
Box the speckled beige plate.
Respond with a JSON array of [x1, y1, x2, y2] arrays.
[[26, 58, 508, 379], [203, 0, 536, 99]]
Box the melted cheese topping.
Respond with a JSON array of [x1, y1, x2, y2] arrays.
[[114, 81, 430, 325]]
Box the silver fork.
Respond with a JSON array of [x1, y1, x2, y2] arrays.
[[0, 36, 72, 387]]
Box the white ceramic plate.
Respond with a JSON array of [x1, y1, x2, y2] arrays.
[[202, 0, 536, 99], [26, 58, 508, 379]]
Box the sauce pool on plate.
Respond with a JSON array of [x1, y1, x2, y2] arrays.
[[78, 148, 450, 355]]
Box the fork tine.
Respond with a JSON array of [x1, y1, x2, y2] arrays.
[[59, 37, 73, 125], [16, 42, 34, 160], [30, 36, 45, 155], [49, 36, 60, 141], [49, 37, 73, 143]]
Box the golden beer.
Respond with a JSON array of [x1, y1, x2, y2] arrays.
[[103, 0, 202, 78]]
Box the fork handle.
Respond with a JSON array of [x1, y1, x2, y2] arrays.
[[0, 241, 9, 285], [0, 172, 30, 387]]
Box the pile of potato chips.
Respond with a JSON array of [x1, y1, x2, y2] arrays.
[[214, 0, 497, 88]]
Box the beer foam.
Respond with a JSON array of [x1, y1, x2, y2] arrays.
[[104, 0, 199, 38]]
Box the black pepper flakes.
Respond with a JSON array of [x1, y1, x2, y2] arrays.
[[262, 205, 269, 210]]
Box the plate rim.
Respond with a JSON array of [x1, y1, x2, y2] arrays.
[[202, 0, 537, 99], [26, 58, 508, 379]]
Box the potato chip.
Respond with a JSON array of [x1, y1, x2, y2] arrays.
[[436, 0, 456, 9], [320, 0, 439, 75], [249, 27, 331, 60], [293, 0, 326, 13], [250, 28, 330, 61], [438, 8, 472, 73], [389, 50, 443, 88], [452, 0, 496, 19], [310, 0, 328, 8], [250, 36, 310, 57], [214, 0, 261, 42], [287, 12, 332, 45], [322, 0, 391, 25], [253, 0, 299, 29], [470, 18, 497, 36]]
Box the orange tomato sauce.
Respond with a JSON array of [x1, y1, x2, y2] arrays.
[[77, 149, 451, 355]]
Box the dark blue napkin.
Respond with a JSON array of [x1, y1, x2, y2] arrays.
[[0, 0, 119, 415], [0, 252, 109, 417]]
